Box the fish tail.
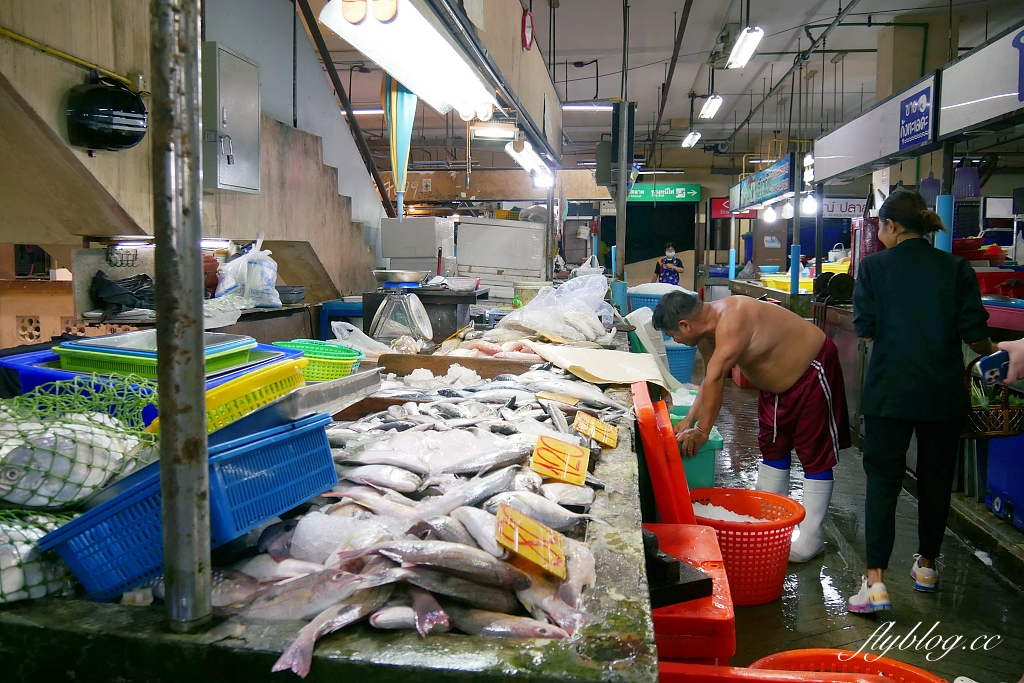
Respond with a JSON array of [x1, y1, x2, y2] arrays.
[[271, 633, 316, 678], [584, 515, 612, 526]]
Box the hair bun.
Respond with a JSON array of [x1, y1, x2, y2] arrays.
[[918, 209, 945, 234]]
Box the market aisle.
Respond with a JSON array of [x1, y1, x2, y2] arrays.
[[712, 382, 1024, 683]]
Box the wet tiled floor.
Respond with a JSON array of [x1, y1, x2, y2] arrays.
[[711, 379, 1024, 683]]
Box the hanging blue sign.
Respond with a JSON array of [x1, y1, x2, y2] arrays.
[[729, 154, 795, 211], [899, 85, 933, 150]]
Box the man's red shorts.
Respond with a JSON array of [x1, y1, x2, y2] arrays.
[[756, 336, 851, 475]]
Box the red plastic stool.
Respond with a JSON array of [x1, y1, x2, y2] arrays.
[[645, 523, 735, 663]]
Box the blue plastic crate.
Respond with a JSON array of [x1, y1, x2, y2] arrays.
[[0, 344, 303, 424], [38, 413, 336, 600], [627, 292, 664, 312], [986, 432, 1024, 532], [665, 343, 698, 384]]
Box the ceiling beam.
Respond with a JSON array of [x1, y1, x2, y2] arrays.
[[647, 0, 694, 167]]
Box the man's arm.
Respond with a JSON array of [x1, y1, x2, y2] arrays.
[[678, 326, 748, 456]]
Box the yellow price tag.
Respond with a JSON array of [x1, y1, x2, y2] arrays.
[[573, 411, 619, 448], [530, 435, 590, 486], [536, 391, 579, 406], [495, 503, 566, 580]]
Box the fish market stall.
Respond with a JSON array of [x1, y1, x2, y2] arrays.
[[0, 337, 657, 683]]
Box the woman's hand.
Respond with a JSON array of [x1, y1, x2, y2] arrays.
[[998, 339, 1024, 383]]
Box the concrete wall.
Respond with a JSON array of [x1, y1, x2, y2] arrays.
[[204, 0, 387, 238]]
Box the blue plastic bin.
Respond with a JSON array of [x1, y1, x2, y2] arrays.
[[664, 342, 698, 383], [319, 300, 364, 340], [986, 432, 1024, 532], [627, 292, 664, 312], [38, 413, 336, 600], [0, 344, 303, 424]]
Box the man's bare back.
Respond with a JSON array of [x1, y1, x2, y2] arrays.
[[698, 298, 825, 394]]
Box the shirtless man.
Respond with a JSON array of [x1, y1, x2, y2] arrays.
[[653, 291, 851, 562]]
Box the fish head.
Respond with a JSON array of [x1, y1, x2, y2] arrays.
[[526, 621, 570, 639]]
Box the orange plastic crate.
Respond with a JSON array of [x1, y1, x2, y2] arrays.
[[749, 648, 946, 683], [659, 661, 893, 683]]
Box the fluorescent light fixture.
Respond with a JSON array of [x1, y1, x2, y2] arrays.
[[350, 108, 385, 115], [638, 170, 684, 175], [562, 102, 615, 112], [113, 241, 152, 248], [681, 130, 702, 148], [201, 239, 231, 249], [320, 0, 498, 120], [748, 158, 777, 164], [803, 154, 814, 167], [781, 201, 795, 220], [763, 206, 777, 222], [726, 26, 764, 69], [470, 122, 518, 140], [801, 194, 818, 215], [699, 95, 723, 119], [505, 139, 551, 179], [804, 167, 815, 182]]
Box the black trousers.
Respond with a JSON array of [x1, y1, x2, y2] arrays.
[[862, 415, 964, 570]]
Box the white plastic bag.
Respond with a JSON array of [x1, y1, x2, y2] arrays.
[[221, 233, 282, 308], [330, 321, 390, 361], [496, 274, 612, 340]]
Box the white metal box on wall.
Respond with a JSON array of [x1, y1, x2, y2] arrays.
[[202, 42, 261, 193], [380, 217, 455, 259]]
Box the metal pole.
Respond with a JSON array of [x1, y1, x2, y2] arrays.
[[814, 181, 825, 275], [546, 184, 556, 281], [151, 0, 211, 631], [615, 101, 629, 281]]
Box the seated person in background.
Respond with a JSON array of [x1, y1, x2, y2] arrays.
[[653, 291, 851, 563], [652, 243, 684, 285]]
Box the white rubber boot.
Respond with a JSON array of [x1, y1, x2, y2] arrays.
[[756, 462, 791, 496], [789, 477, 834, 563]]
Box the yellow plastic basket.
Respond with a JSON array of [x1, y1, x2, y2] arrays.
[[146, 358, 308, 434], [821, 262, 850, 274]]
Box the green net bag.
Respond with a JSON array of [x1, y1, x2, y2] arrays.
[[0, 510, 74, 603], [0, 375, 159, 509]]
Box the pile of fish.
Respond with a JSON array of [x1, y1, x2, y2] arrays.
[[150, 367, 618, 678], [0, 512, 73, 603]]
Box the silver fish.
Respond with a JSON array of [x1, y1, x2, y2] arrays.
[[457, 466, 518, 506], [368, 604, 446, 632], [463, 389, 537, 405], [407, 515, 479, 548], [387, 405, 408, 420], [541, 483, 596, 508], [0, 428, 119, 508], [542, 401, 573, 434], [338, 540, 528, 589], [443, 602, 569, 639], [513, 564, 593, 634], [450, 506, 506, 559], [512, 470, 543, 493], [232, 555, 325, 583], [332, 449, 430, 476], [335, 465, 422, 493], [483, 491, 609, 532], [243, 567, 396, 621], [257, 519, 299, 561], [150, 568, 264, 609], [391, 566, 521, 613], [272, 584, 394, 678], [558, 538, 597, 609], [526, 379, 624, 411], [0, 514, 70, 603], [441, 444, 532, 475]]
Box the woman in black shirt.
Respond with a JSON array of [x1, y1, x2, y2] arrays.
[[849, 190, 993, 614]]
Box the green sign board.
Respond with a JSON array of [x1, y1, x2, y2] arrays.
[[628, 183, 701, 202]]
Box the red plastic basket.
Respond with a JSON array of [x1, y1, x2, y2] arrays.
[[690, 487, 805, 606], [749, 648, 947, 683], [660, 660, 894, 683]]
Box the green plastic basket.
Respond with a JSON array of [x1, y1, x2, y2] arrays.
[[54, 343, 255, 380], [271, 339, 364, 382]]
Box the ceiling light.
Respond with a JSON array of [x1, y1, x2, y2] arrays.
[[763, 206, 777, 222], [781, 201, 795, 219], [532, 171, 555, 188], [505, 139, 549, 176], [320, 0, 497, 119], [681, 130, 702, 148], [201, 239, 231, 249], [803, 153, 814, 167], [698, 95, 723, 119], [801, 194, 818, 215], [562, 102, 615, 112], [350, 108, 385, 115], [470, 122, 518, 140], [726, 26, 764, 69]]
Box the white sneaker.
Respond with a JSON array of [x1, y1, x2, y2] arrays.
[[788, 478, 833, 563], [847, 576, 892, 614], [911, 555, 938, 592], [756, 462, 790, 496]]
